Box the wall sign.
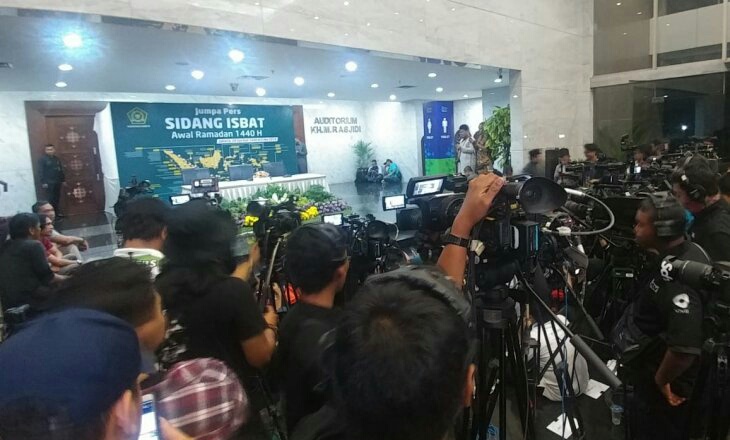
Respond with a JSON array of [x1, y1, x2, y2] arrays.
[[310, 116, 362, 134], [110, 102, 296, 201], [422, 101, 455, 175]]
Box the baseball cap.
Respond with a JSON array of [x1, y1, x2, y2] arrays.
[[145, 358, 248, 440], [0, 308, 141, 424]]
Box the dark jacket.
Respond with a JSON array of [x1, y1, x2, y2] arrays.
[[39, 155, 65, 184]]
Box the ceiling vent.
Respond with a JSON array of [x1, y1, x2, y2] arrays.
[[0, 62, 13, 69], [396, 85, 416, 89], [237, 75, 269, 81]]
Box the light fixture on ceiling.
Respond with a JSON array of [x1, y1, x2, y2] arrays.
[[419, 18, 424, 22], [345, 61, 358, 72], [616, 2, 621, 5], [450, 7, 456, 11], [58, 63, 73, 71], [314, 15, 320, 20], [428, 72, 437, 78], [294, 76, 305, 86], [344, 0, 349, 5], [228, 49, 245, 63], [663, 94, 668, 98], [371, 83, 379, 88], [666, 23, 670, 26], [523, 135, 528, 139], [165, 84, 176, 91], [366, 22, 371, 26], [55, 81, 67, 88], [513, 94, 518, 98], [191, 70, 205, 80], [558, 134, 566, 139], [389, 94, 397, 101], [623, 32, 628, 36], [637, 11, 643, 15], [681, 124, 688, 131], [494, 68, 503, 83], [62, 32, 83, 49], [463, 94, 469, 98], [394, 11, 399, 15], [254, 1, 259, 4], [328, 92, 336, 98], [256, 87, 267, 97], [436, 87, 444, 93]]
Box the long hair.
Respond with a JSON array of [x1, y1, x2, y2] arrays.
[[155, 200, 237, 309]]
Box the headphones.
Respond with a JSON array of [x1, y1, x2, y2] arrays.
[[676, 154, 707, 202], [641, 192, 685, 238]]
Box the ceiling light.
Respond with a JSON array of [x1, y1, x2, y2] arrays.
[[191, 70, 205, 80], [663, 94, 668, 98], [513, 94, 518, 98], [450, 7, 456, 11], [616, 2, 621, 5], [62, 32, 83, 48], [228, 49, 245, 63], [463, 94, 469, 98], [436, 87, 444, 93], [558, 134, 566, 139], [256, 87, 267, 97], [344, 0, 349, 4], [294, 76, 305, 86], [165, 84, 176, 91], [495, 68, 503, 83], [394, 11, 399, 15], [55, 81, 67, 88], [314, 15, 320, 20], [523, 135, 528, 139], [666, 23, 670, 26], [371, 83, 379, 88], [637, 11, 643, 15], [681, 124, 688, 131], [345, 61, 358, 72], [58, 63, 73, 71], [366, 22, 371, 26], [428, 72, 437, 78], [328, 92, 336, 98], [389, 94, 397, 101], [623, 32, 628, 36], [254, 1, 259, 4]]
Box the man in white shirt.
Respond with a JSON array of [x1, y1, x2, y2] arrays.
[[113, 197, 169, 278], [529, 314, 590, 401]]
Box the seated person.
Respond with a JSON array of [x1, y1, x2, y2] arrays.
[[0, 213, 63, 312], [113, 196, 169, 278], [32, 200, 88, 260], [42, 257, 167, 368], [0, 308, 186, 440], [275, 223, 349, 432], [366, 160, 382, 182], [144, 358, 248, 439], [382, 159, 402, 183], [38, 214, 79, 274]]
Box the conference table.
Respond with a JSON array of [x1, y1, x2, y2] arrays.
[[182, 173, 329, 200]]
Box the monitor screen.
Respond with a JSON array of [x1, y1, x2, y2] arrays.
[[323, 213, 344, 226], [382, 194, 406, 211], [169, 194, 191, 205], [413, 179, 443, 196]]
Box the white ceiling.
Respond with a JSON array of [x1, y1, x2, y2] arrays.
[[0, 12, 510, 102]]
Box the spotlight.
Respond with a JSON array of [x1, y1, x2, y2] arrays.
[[55, 81, 67, 88], [58, 63, 73, 71], [191, 70, 205, 80], [681, 124, 688, 131], [256, 87, 267, 97], [62, 33, 83, 48], [228, 49, 245, 63], [345, 61, 358, 72], [294, 76, 305, 86], [389, 94, 397, 101], [436, 87, 444, 93], [165, 84, 176, 91], [328, 92, 336, 98]]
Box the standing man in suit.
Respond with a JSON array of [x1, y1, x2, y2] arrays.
[[38, 144, 65, 217]]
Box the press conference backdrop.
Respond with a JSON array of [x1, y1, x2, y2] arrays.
[[110, 103, 296, 201], [422, 101, 455, 175]]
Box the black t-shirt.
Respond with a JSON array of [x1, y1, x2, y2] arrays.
[[689, 199, 730, 262], [157, 277, 266, 401], [0, 239, 54, 310], [274, 301, 342, 432], [630, 241, 709, 398]]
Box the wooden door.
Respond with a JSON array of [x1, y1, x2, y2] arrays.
[[45, 116, 105, 215]]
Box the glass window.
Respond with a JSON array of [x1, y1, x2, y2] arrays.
[[594, 0, 653, 75], [658, 0, 721, 16], [657, 2, 723, 66], [594, 73, 728, 159]]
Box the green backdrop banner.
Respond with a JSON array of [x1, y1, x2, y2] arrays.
[[110, 102, 296, 201]]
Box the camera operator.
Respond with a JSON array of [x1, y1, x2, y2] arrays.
[[154, 199, 278, 437], [670, 156, 730, 262], [274, 223, 349, 433], [612, 195, 710, 440], [113, 196, 169, 278]]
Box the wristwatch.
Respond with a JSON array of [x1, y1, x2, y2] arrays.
[[443, 233, 470, 248]]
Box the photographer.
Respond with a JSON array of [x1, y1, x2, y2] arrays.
[[113, 196, 169, 278], [670, 156, 730, 262], [154, 199, 278, 435], [612, 195, 709, 440], [275, 223, 349, 432]]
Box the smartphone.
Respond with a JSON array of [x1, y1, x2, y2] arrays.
[[138, 394, 161, 440], [382, 194, 406, 211], [323, 213, 344, 226]]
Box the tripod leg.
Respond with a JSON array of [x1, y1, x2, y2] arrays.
[[506, 321, 534, 440], [499, 329, 507, 440]]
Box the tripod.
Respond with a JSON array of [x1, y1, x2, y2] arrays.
[[690, 334, 730, 440]]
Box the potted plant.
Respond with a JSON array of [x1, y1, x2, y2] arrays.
[[352, 140, 374, 182], [481, 106, 511, 170]]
